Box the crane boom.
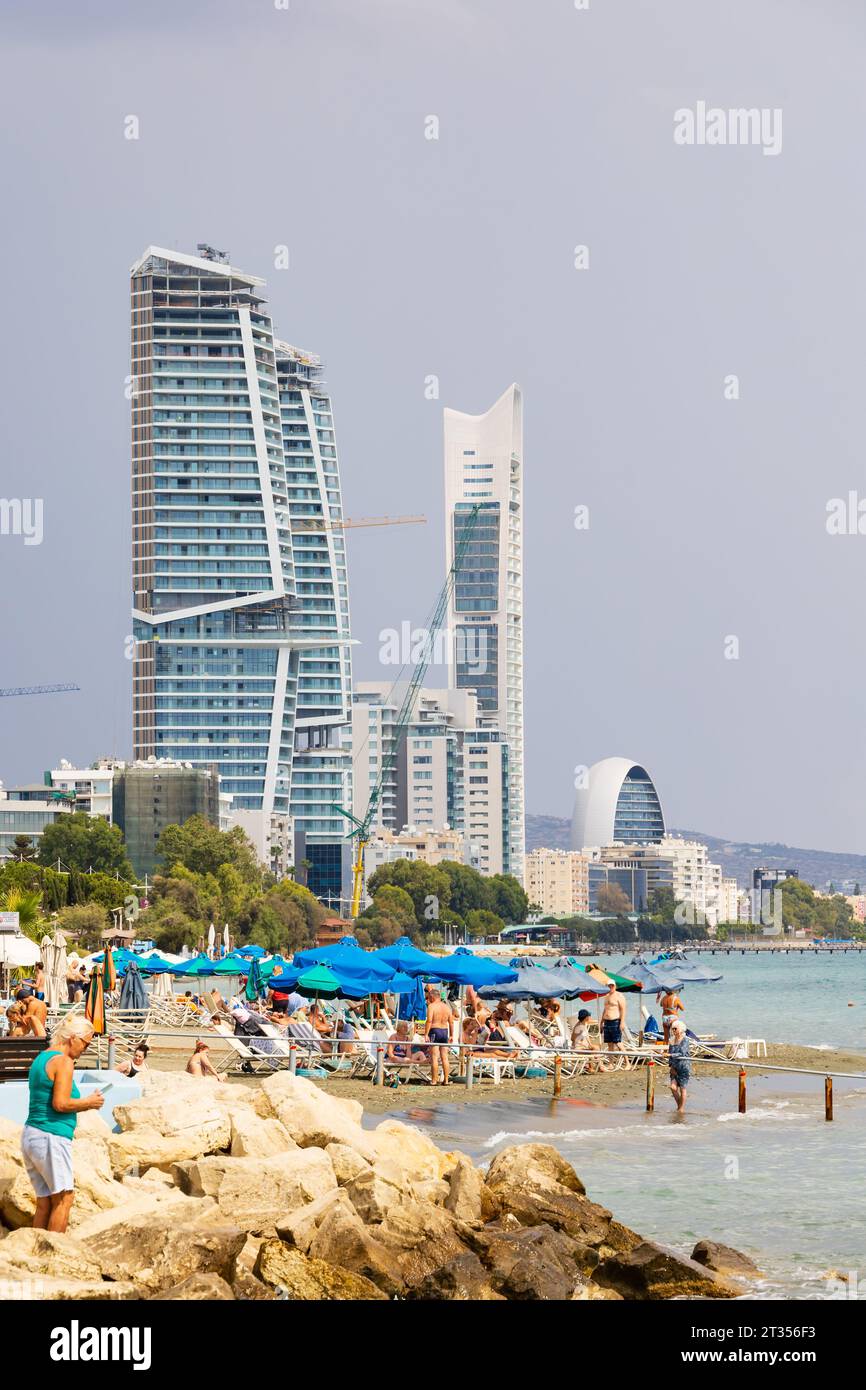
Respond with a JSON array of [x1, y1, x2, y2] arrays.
[[0, 683, 81, 698], [334, 503, 482, 916]]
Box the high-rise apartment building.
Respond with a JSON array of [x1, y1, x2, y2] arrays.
[[525, 848, 591, 917], [351, 683, 511, 877], [443, 385, 524, 881], [275, 342, 353, 905], [130, 247, 352, 901]]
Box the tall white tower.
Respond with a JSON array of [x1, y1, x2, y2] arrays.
[[443, 384, 525, 882]]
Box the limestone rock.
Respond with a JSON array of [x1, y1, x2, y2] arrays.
[[152, 1273, 236, 1300], [0, 1228, 104, 1283], [345, 1167, 406, 1225], [72, 1187, 215, 1241], [307, 1201, 402, 1296], [171, 1156, 237, 1199], [255, 1240, 388, 1301], [229, 1111, 297, 1159], [469, 1222, 592, 1300], [87, 1215, 247, 1294], [0, 1116, 129, 1229], [691, 1239, 760, 1278], [108, 1127, 225, 1179], [377, 1199, 471, 1290], [261, 1074, 371, 1153], [112, 1092, 231, 1161], [572, 1278, 623, 1300], [592, 1241, 740, 1301], [326, 1143, 372, 1186], [1, 1276, 140, 1301], [485, 1143, 585, 1196], [369, 1120, 457, 1183], [444, 1155, 490, 1225], [232, 1269, 276, 1301], [276, 1188, 356, 1253], [211, 1149, 337, 1230], [407, 1252, 505, 1301]]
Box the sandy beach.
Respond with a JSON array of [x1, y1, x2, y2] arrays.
[[142, 1042, 865, 1114]]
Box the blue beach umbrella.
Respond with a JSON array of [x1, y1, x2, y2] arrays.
[[648, 955, 722, 984], [477, 965, 579, 1002], [291, 938, 396, 991], [429, 947, 518, 988], [118, 959, 148, 1011], [397, 976, 428, 1021], [373, 936, 445, 977]]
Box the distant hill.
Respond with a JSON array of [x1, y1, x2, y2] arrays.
[[525, 814, 866, 892]]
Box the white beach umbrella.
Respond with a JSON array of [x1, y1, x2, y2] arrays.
[[42, 930, 69, 1010], [0, 935, 41, 968], [223, 923, 230, 955], [150, 970, 173, 999], [207, 923, 216, 958]]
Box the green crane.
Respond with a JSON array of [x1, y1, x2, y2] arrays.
[[336, 504, 482, 917]]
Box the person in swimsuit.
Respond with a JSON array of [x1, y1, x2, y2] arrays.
[[425, 989, 453, 1085], [17, 989, 48, 1039], [600, 982, 627, 1062], [668, 1019, 691, 1113], [386, 1020, 426, 1065], [658, 988, 685, 1043], [117, 1043, 150, 1079]]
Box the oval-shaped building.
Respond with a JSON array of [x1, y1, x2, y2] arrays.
[[571, 758, 665, 850]]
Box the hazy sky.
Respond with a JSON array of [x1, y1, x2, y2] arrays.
[[1, 0, 864, 852]]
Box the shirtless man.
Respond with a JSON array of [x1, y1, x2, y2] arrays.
[[425, 988, 453, 1085], [600, 982, 627, 1062], [16, 988, 48, 1038], [186, 1040, 223, 1081], [658, 987, 685, 1043]]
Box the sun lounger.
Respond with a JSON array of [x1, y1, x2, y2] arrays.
[[501, 1025, 587, 1078]]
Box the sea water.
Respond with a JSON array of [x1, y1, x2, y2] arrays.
[[389, 953, 866, 1298]]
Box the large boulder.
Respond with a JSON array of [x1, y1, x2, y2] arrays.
[[485, 1144, 585, 1196], [326, 1143, 372, 1186], [261, 1074, 372, 1152], [468, 1222, 594, 1300], [407, 1253, 505, 1301], [344, 1164, 408, 1225], [307, 1201, 403, 1296], [445, 1156, 496, 1225], [276, 1188, 356, 1253], [483, 1143, 619, 1248], [376, 1199, 472, 1290], [171, 1156, 238, 1199], [209, 1150, 337, 1230], [0, 1228, 104, 1283], [229, 1111, 297, 1159], [87, 1214, 247, 1294], [691, 1239, 761, 1278], [369, 1120, 459, 1184], [71, 1189, 218, 1242], [111, 1092, 231, 1169], [108, 1129, 223, 1179], [255, 1240, 388, 1300], [592, 1241, 740, 1300]]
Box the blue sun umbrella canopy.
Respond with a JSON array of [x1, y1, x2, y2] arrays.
[[132, 953, 183, 975], [621, 959, 685, 992], [235, 944, 268, 959], [477, 965, 590, 1002], [292, 937, 397, 991], [268, 961, 416, 1001], [373, 936, 445, 977], [172, 953, 231, 977], [428, 947, 518, 989], [397, 976, 428, 1021]]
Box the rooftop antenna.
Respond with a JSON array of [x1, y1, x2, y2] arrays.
[[197, 243, 229, 263]]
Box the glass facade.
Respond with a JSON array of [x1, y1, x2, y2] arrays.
[[131, 252, 351, 885], [612, 766, 665, 844]]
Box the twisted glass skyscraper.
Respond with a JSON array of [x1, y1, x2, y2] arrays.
[[130, 247, 352, 897]]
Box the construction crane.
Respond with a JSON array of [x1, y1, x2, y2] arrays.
[[0, 684, 81, 698], [293, 514, 426, 532], [333, 504, 482, 917]]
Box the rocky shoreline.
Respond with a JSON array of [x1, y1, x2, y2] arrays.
[[0, 1071, 758, 1301]]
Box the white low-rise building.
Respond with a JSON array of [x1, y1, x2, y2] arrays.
[[525, 848, 590, 916]]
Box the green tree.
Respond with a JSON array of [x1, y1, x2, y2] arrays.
[[11, 835, 36, 862], [55, 902, 109, 949], [485, 873, 529, 924], [366, 860, 452, 926], [648, 886, 677, 922], [0, 888, 43, 941], [465, 907, 505, 938], [156, 815, 260, 884], [38, 813, 133, 879]]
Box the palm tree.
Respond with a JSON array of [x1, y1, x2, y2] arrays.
[[0, 888, 44, 943]]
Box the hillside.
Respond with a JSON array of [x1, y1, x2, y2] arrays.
[[525, 815, 866, 892]]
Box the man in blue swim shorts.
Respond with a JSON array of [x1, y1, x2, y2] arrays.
[[600, 981, 627, 1064]]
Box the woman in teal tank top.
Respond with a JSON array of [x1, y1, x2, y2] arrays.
[[21, 1014, 105, 1232]]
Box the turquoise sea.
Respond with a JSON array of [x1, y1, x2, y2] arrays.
[[393, 953, 866, 1298]]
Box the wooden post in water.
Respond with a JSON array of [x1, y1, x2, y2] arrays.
[[646, 1058, 655, 1112], [825, 1076, 833, 1121], [375, 1044, 385, 1087], [465, 1055, 474, 1091], [738, 1068, 747, 1113], [553, 1055, 562, 1098]]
